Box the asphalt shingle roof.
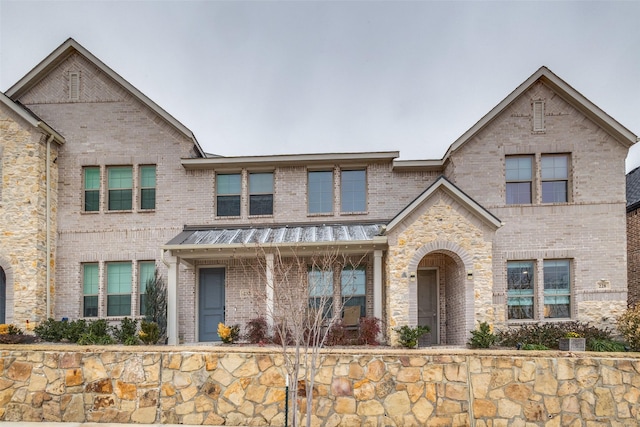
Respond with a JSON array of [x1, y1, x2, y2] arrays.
[[627, 167, 640, 211]]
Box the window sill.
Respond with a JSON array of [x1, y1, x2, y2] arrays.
[[216, 215, 241, 220], [248, 214, 274, 219], [81, 211, 100, 214], [105, 210, 133, 214], [340, 211, 368, 216], [308, 212, 334, 217]]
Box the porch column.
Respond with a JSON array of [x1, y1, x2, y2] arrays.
[[266, 253, 274, 328], [166, 255, 180, 345], [373, 250, 383, 320]]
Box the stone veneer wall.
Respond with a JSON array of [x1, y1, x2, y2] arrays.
[[0, 345, 639, 426], [0, 105, 59, 326]]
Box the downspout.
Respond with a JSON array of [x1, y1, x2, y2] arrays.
[[46, 134, 54, 320]]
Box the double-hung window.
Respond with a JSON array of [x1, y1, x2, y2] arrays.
[[308, 268, 334, 318], [107, 262, 132, 316], [507, 261, 534, 320], [140, 166, 156, 210], [83, 263, 99, 317], [84, 167, 100, 212], [249, 172, 274, 216], [543, 260, 570, 318], [506, 157, 532, 205], [139, 261, 155, 316], [541, 155, 568, 203], [308, 171, 333, 214], [216, 173, 241, 216], [341, 267, 366, 318], [341, 170, 366, 213], [108, 167, 133, 211]]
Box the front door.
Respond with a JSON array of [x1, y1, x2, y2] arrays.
[[199, 268, 225, 342], [417, 269, 438, 345]]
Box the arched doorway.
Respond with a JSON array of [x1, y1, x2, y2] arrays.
[[409, 241, 473, 346]]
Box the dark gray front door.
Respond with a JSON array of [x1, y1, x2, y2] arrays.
[[199, 268, 225, 342], [418, 269, 438, 345]]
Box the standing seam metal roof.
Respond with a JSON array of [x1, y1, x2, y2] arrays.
[[166, 224, 385, 246]]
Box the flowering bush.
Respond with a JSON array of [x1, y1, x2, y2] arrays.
[[139, 321, 160, 345], [217, 323, 240, 344], [564, 331, 582, 338], [0, 324, 23, 335]]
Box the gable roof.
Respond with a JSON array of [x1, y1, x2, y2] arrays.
[[5, 38, 203, 156], [627, 167, 640, 212], [442, 66, 637, 161], [386, 176, 502, 233], [0, 92, 65, 144]]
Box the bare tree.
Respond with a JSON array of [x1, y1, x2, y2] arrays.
[[238, 246, 368, 427]]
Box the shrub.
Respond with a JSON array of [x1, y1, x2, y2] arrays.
[[272, 323, 294, 346], [395, 325, 430, 348], [217, 323, 240, 344], [112, 317, 139, 345], [588, 338, 627, 352], [468, 322, 497, 348], [139, 321, 161, 345], [325, 320, 348, 346], [77, 319, 114, 345], [358, 317, 380, 346], [521, 343, 549, 350], [245, 317, 270, 344], [143, 268, 167, 343], [0, 324, 23, 335], [63, 319, 88, 343], [497, 321, 612, 350], [34, 318, 67, 342], [617, 305, 640, 351]]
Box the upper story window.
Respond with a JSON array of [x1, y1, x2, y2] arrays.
[[308, 171, 333, 214], [249, 172, 274, 216], [83, 167, 101, 212], [341, 169, 366, 213], [83, 263, 99, 317], [108, 166, 133, 211], [106, 262, 132, 317], [139, 166, 156, 210], [506, 156, 532, 205], [541, 155, 568, 203], [216, 173, 241, 217]]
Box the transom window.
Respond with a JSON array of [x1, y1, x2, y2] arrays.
[[139, 166, 156, 210], [341, 170, 366, 213], [108, 167, 133, 211], [107, 262, 132, 316], [84, 167, 100, 212], [216, 173, 241, 217], [506, 157, 532, 205], [541, 155, 568, 203], [249, 172, 274, 216], [308, 171, 333, 214], [83, 263, 99, 317]]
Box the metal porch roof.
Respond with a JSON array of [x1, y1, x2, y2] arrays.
[[166, 223, 386, 248]]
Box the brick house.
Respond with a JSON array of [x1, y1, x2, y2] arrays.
[[626, 167, 640, 307], [1, 39, 636, 345]]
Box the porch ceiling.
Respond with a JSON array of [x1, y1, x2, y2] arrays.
[[163, 223, 388, 261]]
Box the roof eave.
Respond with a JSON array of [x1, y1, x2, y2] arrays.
[[442, 66, 637, 160], [6, 38, 202, 155], [181, 151, 400, 170], [0, 92, 65, 144]]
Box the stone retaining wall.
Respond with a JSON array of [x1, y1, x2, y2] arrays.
[[0, 345, 639, 426]]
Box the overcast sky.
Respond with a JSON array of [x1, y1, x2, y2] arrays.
[[1, 1, 639, 170]]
